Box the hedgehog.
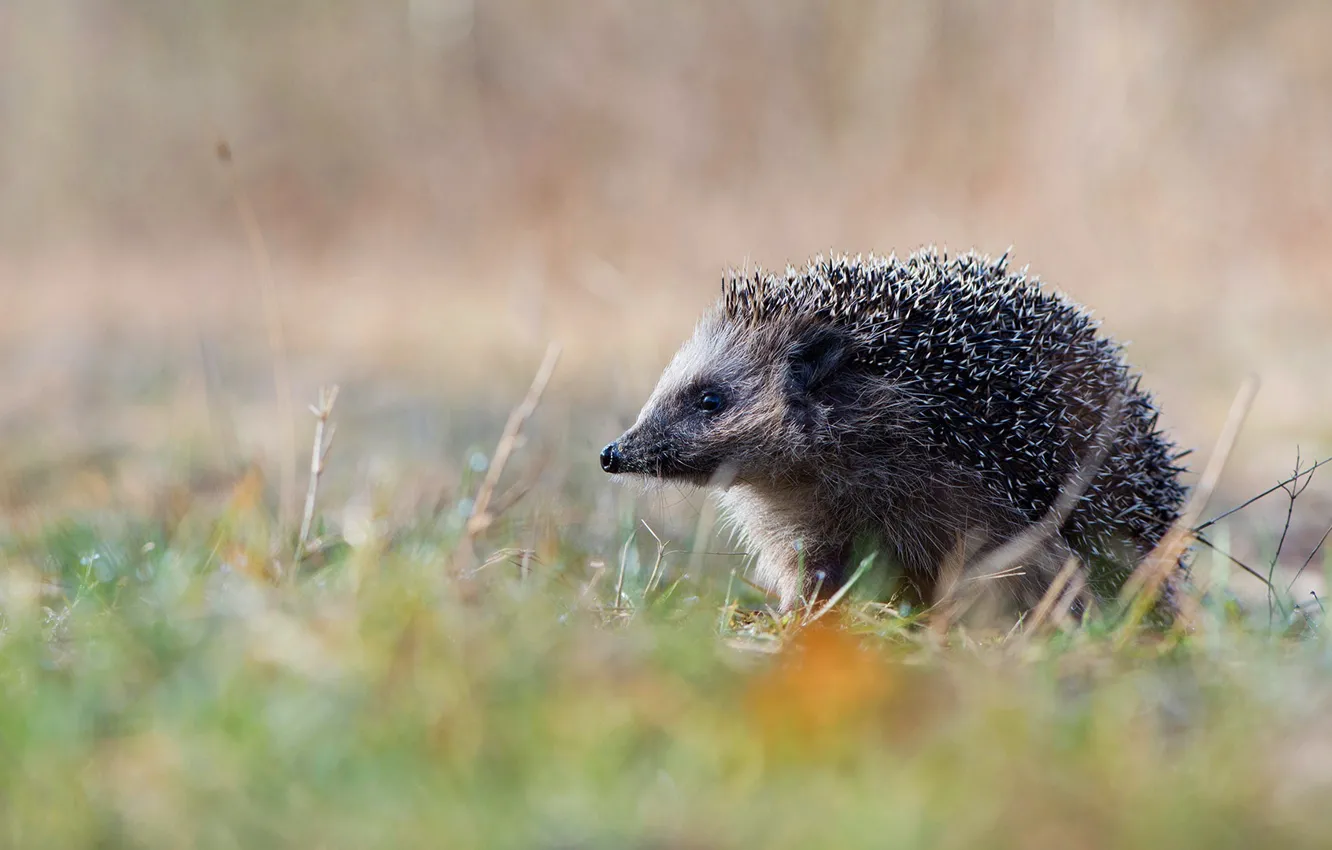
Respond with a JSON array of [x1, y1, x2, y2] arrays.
[[599, 249, 1189, 617]]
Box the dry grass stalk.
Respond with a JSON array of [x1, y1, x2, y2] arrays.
[[1117, 375, 1260, 636], [642, 520, 669, 594], [613, 533, 633, 609], [1051, 572, 1088, 631], [294, 384, 340, 569], [1022, 556, 1084, 636], [462, 343, 561, 544]]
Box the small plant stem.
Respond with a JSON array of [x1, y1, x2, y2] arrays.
[[294, 385, 340, 570]]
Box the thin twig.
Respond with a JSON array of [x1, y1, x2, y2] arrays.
[[1289, 520, 1332, 593], [519, 546, 534, 581], [1270, 450, 1317, 620], [801, 569, 827, 622], [641, 520, 669, 594], [719, 568, 738, 632], [217, 140, 298, 533], [1194, 456, 1332, 532], [1004, 615, 1028, 643], [1194, 533, 1276, 591], [465, 343, 561, 536], [614, 532, 633, 608], [294, 385, 340, 569], [733, 570, 778, 601], [1273, 451, 1316, 563], [964, 565, 1028, 583]]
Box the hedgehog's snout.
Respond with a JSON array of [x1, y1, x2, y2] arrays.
[[601, 425, 660, 476], [600, 442, 623, 474]]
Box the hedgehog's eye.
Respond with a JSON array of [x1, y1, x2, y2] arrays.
[[697, 390, 725, 414]]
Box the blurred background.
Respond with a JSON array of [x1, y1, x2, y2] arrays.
[[1, 1, 1329, 583]]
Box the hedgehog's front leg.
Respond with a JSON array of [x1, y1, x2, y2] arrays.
[[754, 535, 849, 614], [720, 487, 849, 612]]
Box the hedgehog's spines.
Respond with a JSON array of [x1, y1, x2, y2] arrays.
[[716, 248, 1186, 591]]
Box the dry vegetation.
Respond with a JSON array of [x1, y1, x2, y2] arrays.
[[1, 2, 1332, 847]]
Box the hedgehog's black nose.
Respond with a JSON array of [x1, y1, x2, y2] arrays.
[[600, 443, 622, 474]]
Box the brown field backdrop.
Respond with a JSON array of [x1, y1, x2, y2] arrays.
[[1, 1, 1329, 570]]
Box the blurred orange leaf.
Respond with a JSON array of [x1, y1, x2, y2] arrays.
[[746, 620, 899, 755]]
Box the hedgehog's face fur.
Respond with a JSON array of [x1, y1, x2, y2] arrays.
[[601, 313, 849, 488]]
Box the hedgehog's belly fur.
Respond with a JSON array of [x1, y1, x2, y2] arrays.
[[718, 480, 1072, 613]]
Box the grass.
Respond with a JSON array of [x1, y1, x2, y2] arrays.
[[6, 3, 1332, 845], [0, 407, 1329, 850]]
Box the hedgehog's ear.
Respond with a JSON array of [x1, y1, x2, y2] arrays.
[[786, 328, 848, 396]]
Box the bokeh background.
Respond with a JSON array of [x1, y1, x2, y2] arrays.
[[2, 1, 1330, 586]]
